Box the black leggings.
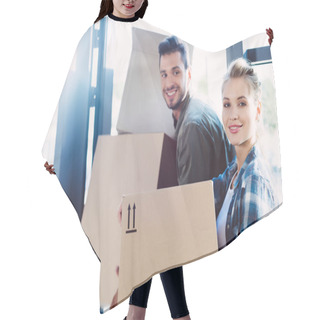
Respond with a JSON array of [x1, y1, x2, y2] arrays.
[[129, 266, 189, 319]]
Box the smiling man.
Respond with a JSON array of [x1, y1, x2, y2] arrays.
[[159, 35, 234, 185]]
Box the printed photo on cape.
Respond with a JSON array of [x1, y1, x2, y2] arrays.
[[42, 15, 282, 313]]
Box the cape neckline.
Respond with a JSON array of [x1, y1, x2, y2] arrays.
[[108, 13, 139, 22]]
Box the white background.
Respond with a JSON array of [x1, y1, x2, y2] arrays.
[[1, 0, 319, 319]]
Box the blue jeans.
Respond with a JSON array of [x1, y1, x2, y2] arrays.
[[129, 266, 189, 318]]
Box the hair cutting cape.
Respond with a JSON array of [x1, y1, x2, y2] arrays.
[[42, 15, 282, 313]]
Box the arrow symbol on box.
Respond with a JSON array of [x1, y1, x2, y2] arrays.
[[133, 203, 136, 228], [128, 204, 131, 229]]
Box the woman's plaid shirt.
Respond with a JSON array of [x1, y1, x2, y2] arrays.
[[213, 145, 277, 248]]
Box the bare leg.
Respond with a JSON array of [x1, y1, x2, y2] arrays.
[[126, 305, 146, 320]]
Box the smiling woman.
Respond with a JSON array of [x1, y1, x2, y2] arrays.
[[94, 0, 148, 23], [112, 0, 146, 18], [222, 78, 261, 165], [221, 58, 262, 169], [213, 58, 278, 250]]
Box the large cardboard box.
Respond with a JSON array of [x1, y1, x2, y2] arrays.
[[114, 181, 218, 309], [81, 133, 218, 311], [82, 133, 178, 256], [82, 133, 177, 307]]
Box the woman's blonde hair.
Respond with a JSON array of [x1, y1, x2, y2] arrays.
[[222, 58, 261, 102]]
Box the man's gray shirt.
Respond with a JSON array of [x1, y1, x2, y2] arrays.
[[175, 95, 234, 185]]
